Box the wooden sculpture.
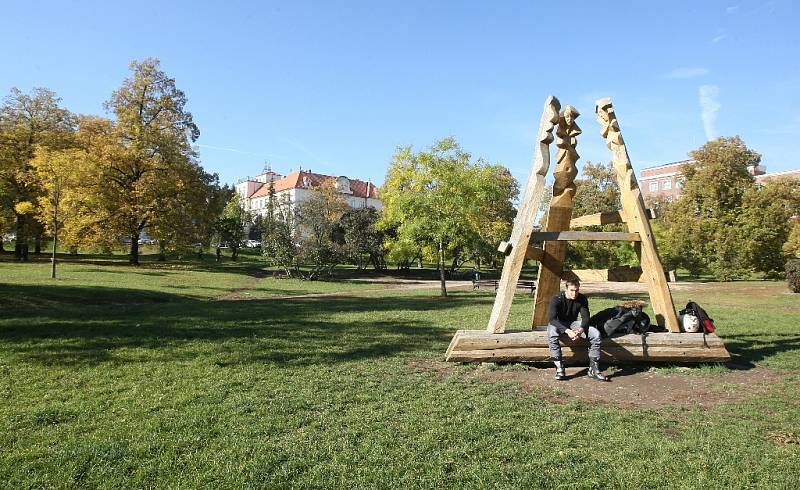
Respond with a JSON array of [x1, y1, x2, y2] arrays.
[[486, 96, 560, 334], [445, 96, 730, 364], [531, 106, 582, 328]]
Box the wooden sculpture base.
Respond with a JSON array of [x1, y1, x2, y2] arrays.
[[445, 329, 731, 364]]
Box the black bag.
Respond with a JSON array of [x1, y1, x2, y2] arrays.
[[679, 301, 716, 334], [591, 306, 651, 337]]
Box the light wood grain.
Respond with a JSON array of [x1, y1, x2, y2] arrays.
[[532, 231, 641, 242], [485, 96, 560, 333]]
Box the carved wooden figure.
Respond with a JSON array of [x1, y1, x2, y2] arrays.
[[531, 105, 581, 327], [486, 96, 560, 333], [595, 98, 680, 332]]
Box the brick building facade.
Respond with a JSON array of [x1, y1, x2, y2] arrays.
[[638, 160, 797, 201]]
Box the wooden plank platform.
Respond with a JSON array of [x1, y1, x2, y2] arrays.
[[445, 329, 731, 363]]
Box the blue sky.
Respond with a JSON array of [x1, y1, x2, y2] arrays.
[[2, 1, 798, 188]]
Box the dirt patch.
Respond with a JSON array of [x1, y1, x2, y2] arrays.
[[412, 359, 790, 409]]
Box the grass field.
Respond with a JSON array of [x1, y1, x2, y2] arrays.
[[1, 257, 798, 488]]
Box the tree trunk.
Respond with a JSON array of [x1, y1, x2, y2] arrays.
[[130, 233, 140, 265], [158, 240, 166, 261], [14, 213, 26, 261], [51, 202, 58, 279], [0, 237, 4, 252], [450, 250, 460, 274], [34, 234, 42, 254], [232, 246, 238, 261], [438, 239, 448, 297]]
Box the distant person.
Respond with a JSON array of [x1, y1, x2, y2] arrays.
[[547, 279, 609, 382]]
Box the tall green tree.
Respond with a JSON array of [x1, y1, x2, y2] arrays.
[[739, 177, 800, 276], [660, 136, 760, 279], [0, 87, 75, 260], [340, 207, 386, 270], [380, 138, 518, 296], [102, 58, 200, 264]]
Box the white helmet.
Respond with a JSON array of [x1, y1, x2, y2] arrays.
[[680, 313, 700, 333]]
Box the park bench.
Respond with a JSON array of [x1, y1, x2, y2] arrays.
[[473, 279, 536, 295]]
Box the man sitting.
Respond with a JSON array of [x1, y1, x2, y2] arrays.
[[547, 279, 609, 382]]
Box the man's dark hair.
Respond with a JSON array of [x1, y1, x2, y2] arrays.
[[565, 279, 581, 288]]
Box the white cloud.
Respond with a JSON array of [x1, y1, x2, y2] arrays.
[[712, 34, 727, 43], [726, 5, 740, 13], [699, 85, 721, 141], [664, 67, 709, 79]]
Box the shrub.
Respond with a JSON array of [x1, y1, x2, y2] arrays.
[[786, 259, 800, 293]]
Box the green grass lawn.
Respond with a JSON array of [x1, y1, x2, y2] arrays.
[[1, 258, 798, 488]]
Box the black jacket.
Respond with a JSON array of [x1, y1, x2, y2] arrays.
[[548, 292, 589, 331]]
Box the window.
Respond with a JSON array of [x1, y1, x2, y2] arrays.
[[662, 179, 672, 190], [649, 181, 658, 192]]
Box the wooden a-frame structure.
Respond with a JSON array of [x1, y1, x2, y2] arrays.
[[446, 96, 730, 364]]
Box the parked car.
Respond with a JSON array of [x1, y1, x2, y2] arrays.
[[244, 239, 261, 248]]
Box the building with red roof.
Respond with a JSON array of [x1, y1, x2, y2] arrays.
[[235, 167, 382, 217]]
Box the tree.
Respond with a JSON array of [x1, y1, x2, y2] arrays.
[[567, 161, 637, 269], [261, 181, 299, 276], [380, 138, 518, 296], [147, 164, 222, 260], [29, 147, 94, 277], [295, 180, 349, 279], [102, 58, 200, 264], [340, 207, 386, 270], [740, 178, 800, 277], [215, 194, 251, 261], [463, 164, 518, 271], [783, 222, 800, 258], [0, 87, 76, 260], [659, 136, 760, 280]]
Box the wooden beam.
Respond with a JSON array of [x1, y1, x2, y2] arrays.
[[532, 231, 641, 242], [485, 96, 560, 334], [596, 98, 680, 332], [445, 330, 731, 363], [525, 246, 544, 261], [570, 208, 656, 228], [570, 210, 623, 227]]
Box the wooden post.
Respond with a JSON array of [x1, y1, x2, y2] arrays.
[[485, 96, 560, 333], [595, 98, 680, 332], [531, 106, 581, 328]]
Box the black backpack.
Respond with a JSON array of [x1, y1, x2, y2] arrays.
[[679, 301, 716, 334], [591, 306, 651, 337]]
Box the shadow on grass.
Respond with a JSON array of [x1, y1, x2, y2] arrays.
[[720, 333, 800, 365], [0, 283, 470, 367]]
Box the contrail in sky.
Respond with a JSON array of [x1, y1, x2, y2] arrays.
[[699, 85, 720, 141]]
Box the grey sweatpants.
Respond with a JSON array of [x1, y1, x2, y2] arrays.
[[548, 321, 602, 360]]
